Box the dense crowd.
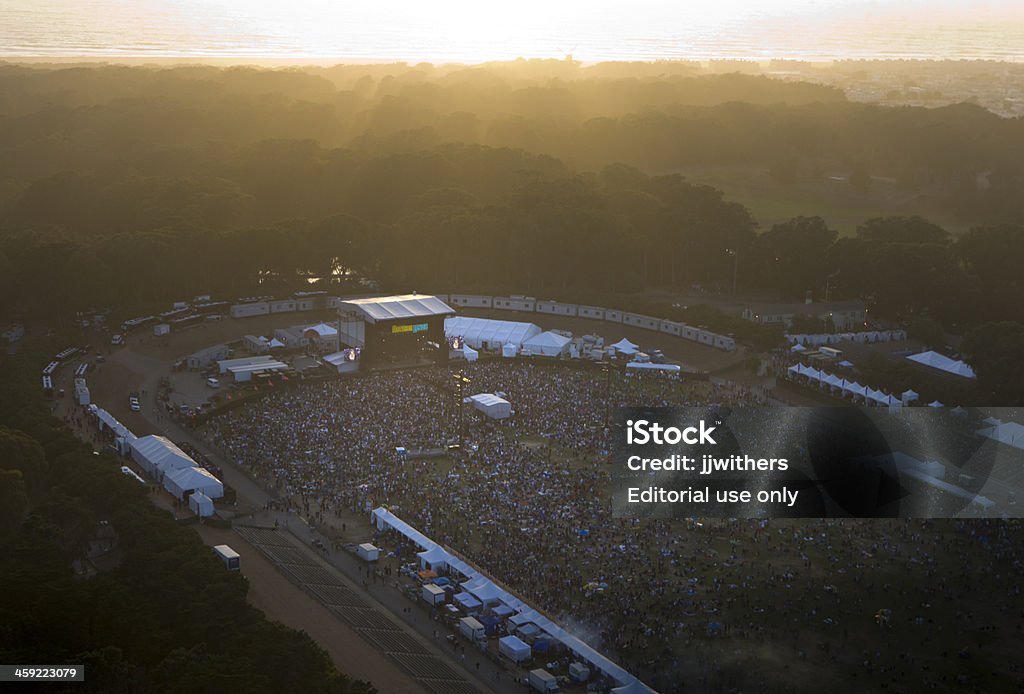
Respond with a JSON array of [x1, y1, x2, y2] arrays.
[[201, 361, 1023, 693]]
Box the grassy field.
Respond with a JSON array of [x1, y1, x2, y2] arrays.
[[676, 165, 971, 236]]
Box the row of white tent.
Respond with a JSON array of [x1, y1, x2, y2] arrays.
[[787, 330, 906, 347], [447, 316, 647, 362], [90, 404, 137, 454], [371, 508, 653, 693], [787, 363, 918, 407], [130, 435, 224, 501]]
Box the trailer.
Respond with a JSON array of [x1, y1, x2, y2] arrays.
[[356, 543, 380, 561], [212, 544, 240, 571], [422, 583, 446, 606], [528, 668, 558, 692], [459, 616, 486, 642]]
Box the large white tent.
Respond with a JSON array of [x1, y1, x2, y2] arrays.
[[466, 393, 511, 419], [164, 466, 224, 500], [906, 350, 976, 379], [130, 435, 195, 479], [522, 331, 572, 357], [445, 316, 541, 351]]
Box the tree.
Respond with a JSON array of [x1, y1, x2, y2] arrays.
[[756, 216, 837, 300], [907, 316, 945, 349], [961, 322, 1024, 405]]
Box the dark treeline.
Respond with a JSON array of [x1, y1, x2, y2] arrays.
[[2, 62, 1024, 400], [2, 61, 1023, 222], [0, 346, 374, 693]]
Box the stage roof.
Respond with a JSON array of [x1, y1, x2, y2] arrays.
[[340, 294, 455, 323]]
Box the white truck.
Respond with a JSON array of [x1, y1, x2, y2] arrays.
[[458, 616, 486, 642], [213, 544, 240, 571], [528, 668, 558, 692]]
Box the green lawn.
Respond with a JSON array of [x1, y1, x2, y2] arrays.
[[675, 165, 971, 236]]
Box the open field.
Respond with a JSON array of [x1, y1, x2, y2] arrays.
[[676, 165, 971, 236]]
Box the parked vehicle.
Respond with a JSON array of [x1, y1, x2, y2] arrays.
[[212, 545, 240, 571]]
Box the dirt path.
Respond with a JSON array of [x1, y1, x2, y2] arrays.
[[194, 524, 421, 693]]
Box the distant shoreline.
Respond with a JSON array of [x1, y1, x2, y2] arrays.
[[2, 55, 1023, 68]]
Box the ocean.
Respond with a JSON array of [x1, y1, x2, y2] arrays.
[[1, 0, 1022, 63]]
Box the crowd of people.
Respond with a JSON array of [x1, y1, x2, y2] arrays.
[[201, 360, 1023, 693]]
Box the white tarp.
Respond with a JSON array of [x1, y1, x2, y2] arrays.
[[445, 316, 541, 351], [906, 350, 976, 379], [521, 331, 572, 357], [462, 344, 479, 362]]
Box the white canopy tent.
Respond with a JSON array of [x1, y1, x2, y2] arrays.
[[522, 331, 572, 357], [501, 342, 518, 358], [417, 545, 452, 571], [461, 577, 506, 604], [625, 362, 681, 378], [304, 323, 338, 338], [466, 393, 511, 419], [462, 344, 479, 362], [445, 316, 541, 351], [609, 338, 639, 356]]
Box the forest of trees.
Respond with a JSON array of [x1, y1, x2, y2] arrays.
[[2, 61, 1024, 400], [0, 341, 374, 693]]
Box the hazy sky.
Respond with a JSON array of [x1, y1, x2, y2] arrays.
[[2, 0, 1022, 61]]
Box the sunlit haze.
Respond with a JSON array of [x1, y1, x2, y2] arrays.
[[2, 0, 1023, 61]]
